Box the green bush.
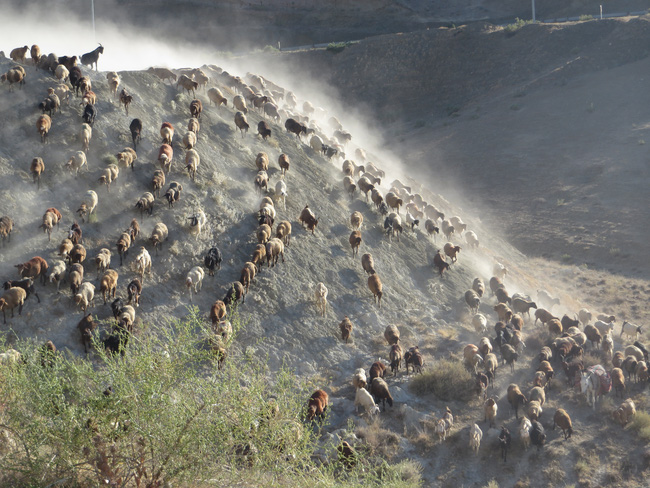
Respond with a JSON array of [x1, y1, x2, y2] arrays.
[[0, 309, 419, 487], [326, 42, 351, 53], [408, 359, 475, 402], [504, 18, 534, 33]]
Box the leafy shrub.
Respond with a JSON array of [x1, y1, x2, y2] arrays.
[[0, 309, 419, 487]]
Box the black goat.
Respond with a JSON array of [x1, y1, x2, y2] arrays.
[[129, 118, 142, 151], [204, 246, 222, 276], [80, 44, 104, 71], [3, 277, 40, 303], [83, 103, 97, 126], [499, 426, 511, 462]]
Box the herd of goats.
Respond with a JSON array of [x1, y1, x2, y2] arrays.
[[0, 42, 646, 467]]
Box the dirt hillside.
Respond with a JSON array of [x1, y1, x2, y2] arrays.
[[1, 14, 650, 488]]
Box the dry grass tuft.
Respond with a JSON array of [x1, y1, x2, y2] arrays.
[[627, 410, 650, 441], [409, 359, 475, 401], [356, 418, 401, 460]]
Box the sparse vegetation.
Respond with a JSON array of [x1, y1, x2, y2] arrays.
[[579, 14, 595, 21], [326, 41, 352, 53], [504, 18, 535, 33], [409, 359, 474, 401], [628, 410, 650, 441]]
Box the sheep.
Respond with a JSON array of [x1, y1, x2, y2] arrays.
[[274, 154, 290, 178], [534, 308, 557, 326], [594, 320, 615, 337], [135, 246, 151, 282], [351, 368, 367, 391], [150, 223, 169, 253], [464, 344, 484, 373], [464, 230, 479, 249], [342, 176, 357, 200], [602, 331, 614, 358], [484, 398, 498, 428], [77, 313, 97, 354], [612, 399, 636, 426], [232, 94, 248, 112], [80, 88, 97, 107], [272, 179, 287, 211], [583, 324, 602, 349], [370, 188, 384, 211], [98, 164, 119, 192], [384, 192, 403, 213], [68, 263, 84, 296], [133, 192, 156, 219], [494, 303, 513, 323], [47, 260, 66, 291], [39, 210, 59, 241], [405, 346, 425, 374], [15, 256, 49, 285], [608, 367, 625, 398], [145, 171, 166, 201], [189, 98, 202, 119], [54, 84, 70, 106], [495, 287, 512, 305], [354, 387, 379, 416], [251, 244, 267, 272], [159, 122, 175, 146], [164, 182, 183, 208], [9, 45, 28, 62], [433, 252, 450, 277], [147, 67, 177, 84], [382, 324, 401, 346], [207, 87, 227, 106], [0, 287, 27, 324], [483, 353, 498, 386], [306, 390, 329, 421], [472, 313, 488, 335], [440, 220, 455, 241], [469, 423, 482, 454], [624, 344, 645, 362], [339, 316, 353, 343], [97, 269, 118, 305], [265, 238, 285, 267], [185, 148, 200, 181], [271, 221, 291, 248], [370, 377, 393, 411], [369, 361, 387, 381], [117, 304, 136, 335], [2, 67, 26, 91], [66, 150, 87, 176], [360, 253, 376, 275], [117, 147, 138, 170], [387, 343, 403, 375], [74, 282, 95, 312], [183, 266, 205, 301], [478, 337, 492, 357], [36, 114, 51, 143], [116, 232, 131, 266], [298, 205, 318, 234], [177, 74, 198, 96], [69, 244, 87, 265], [29, 44, 41, 65], [383, 213, 403, 242], [210, 300, 227, 326], [368, 274, 383, 308], [464, 290, 480, 314], [349, 230, 362, 257], [154, 144, 174, 174], [315, 282, 328, 317], [507, 384, 527, 419]]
